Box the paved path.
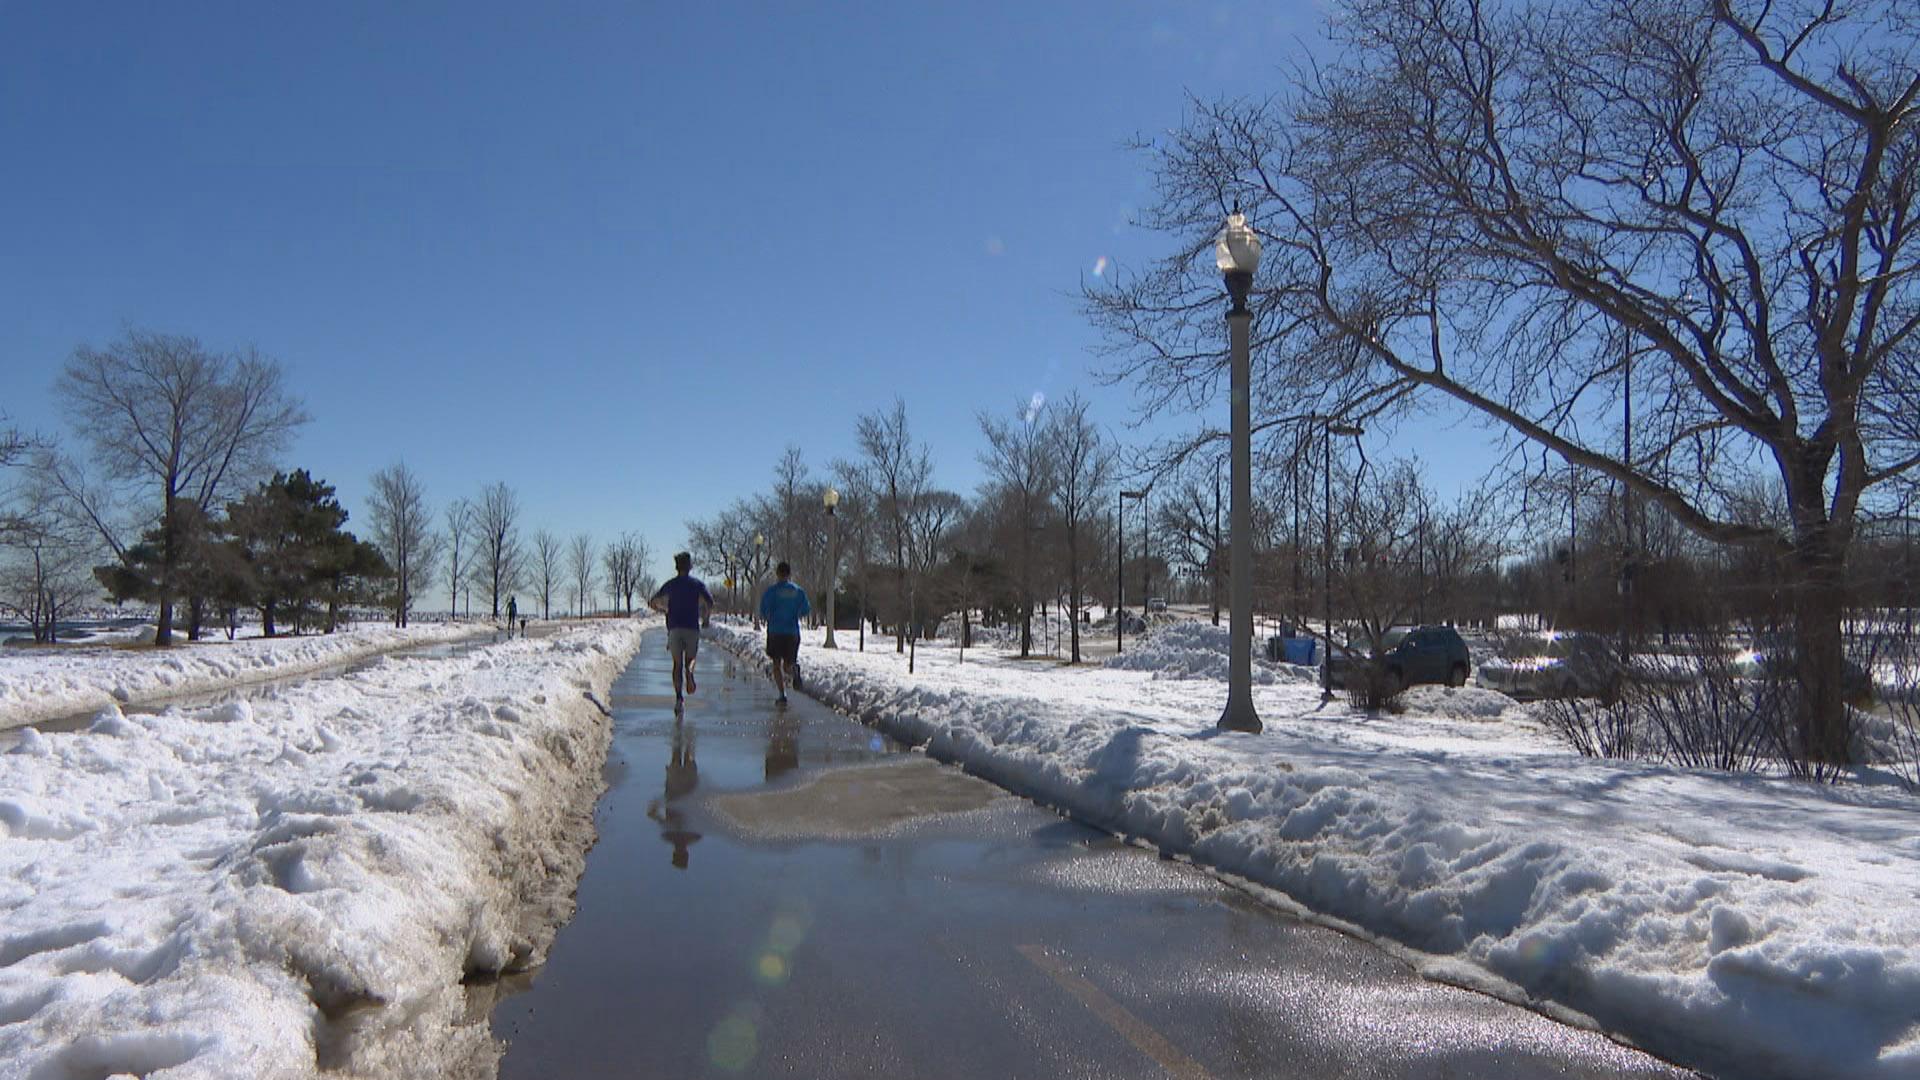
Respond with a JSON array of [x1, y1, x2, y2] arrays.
[[487, 629, 1699, 1079]]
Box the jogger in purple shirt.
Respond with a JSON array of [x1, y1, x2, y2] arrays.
[[648, 551, 713, 709]]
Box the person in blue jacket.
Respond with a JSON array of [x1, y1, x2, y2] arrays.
[[758, 561, 811, 705]]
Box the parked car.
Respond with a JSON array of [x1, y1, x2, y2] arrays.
[[1325, 624, 1472, 691], [1732, 635, 1876, 706], [1476, 631, 1621, 700], [1145, 596, 1168, 612]]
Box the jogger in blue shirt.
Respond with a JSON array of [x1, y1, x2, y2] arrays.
[[758, 561, 810, 704]]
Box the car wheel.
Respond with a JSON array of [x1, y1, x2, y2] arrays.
[[1447, 663, 1468, 688]]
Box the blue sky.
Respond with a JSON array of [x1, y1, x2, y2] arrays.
[[1, 2, 1496, 570]]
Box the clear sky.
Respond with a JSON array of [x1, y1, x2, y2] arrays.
[[1, 2, 1494, 573]]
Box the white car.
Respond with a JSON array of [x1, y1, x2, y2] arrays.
[[1476, 631, 1621, 700]]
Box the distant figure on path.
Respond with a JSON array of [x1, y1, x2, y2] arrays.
[[506, 595, 518, 639], [648, 551, 714, 709], [758, 561, 810, 705]]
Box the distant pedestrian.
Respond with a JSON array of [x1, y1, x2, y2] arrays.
[[758, 561, 810, 705], [648, 552, 714, 709], [506, 596, 518, 638]]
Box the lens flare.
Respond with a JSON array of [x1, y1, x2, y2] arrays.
[[707, 1005, 762, 1073], [1092, 255, 1110, 277], [1024, 391, 1046, 422], [768, 912, 809, 953], [755, 952, 790, 984]]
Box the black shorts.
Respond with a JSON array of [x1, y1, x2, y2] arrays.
[[765, 633, 800, 663]]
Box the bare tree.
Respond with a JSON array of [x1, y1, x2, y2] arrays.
[[568, 533, 597, 617], [443, 498, 470, 619], [856, 399, 933, 652], [1154, 454, 1227, 627], [367, 462, 441, 627], [53, 330, 306, 644], [0, 419, 34, 539], [600, 531, 652, 615], [0, 468, 100, 643], [472, 481, 523, 618], [1088, 0, 1920, 766], [773, 445, 808, 568], [602, 539, 629, 614], [1047, 393, 1118, 663], [979, 397, 1057, 656], [531, 529, 562, 619]]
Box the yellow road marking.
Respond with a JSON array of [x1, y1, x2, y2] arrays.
[[1016, 944, 1213, 1080]]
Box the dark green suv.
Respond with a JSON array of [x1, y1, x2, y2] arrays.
[[1326, 624, 1472, 692]]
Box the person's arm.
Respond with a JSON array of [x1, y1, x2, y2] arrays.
[[799, 590, 811, 619], [699, 584, 713, 625], [647, 583, 668, 614]]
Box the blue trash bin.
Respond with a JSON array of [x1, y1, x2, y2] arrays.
[[1283, 638, 1318, 666]]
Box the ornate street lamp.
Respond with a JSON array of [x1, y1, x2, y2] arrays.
[[823, 486, 841, 649], [1216, 210, 1263, 733]]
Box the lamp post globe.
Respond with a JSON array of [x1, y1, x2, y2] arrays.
[[1216, 210, 1263, 733], [823, 487, 841, 649]]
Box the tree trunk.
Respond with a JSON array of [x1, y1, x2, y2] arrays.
[[1791, 532, 1851, 768], [155, 493, 178, 647], [1068, 525, 1082, 664], [263, 602, 277, 638]]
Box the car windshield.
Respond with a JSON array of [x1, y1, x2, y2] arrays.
[[1381, 628, 1411, 649]]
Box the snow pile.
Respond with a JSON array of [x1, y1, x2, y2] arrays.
[[1396, 684, 1529, 722], [716, 621, 1920, 1080], [1103, 620, 1304, 685], [0, 622, 486, 729], [0, 619, 648, 1078]]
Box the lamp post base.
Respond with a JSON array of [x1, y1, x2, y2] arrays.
[[1217, 698, 1262, 733]]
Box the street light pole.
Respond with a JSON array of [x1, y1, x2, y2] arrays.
[[823, 487, 840, 649], [1118, 489, 1146, 653], [1215, 210, 1262, 733], [1140, 491, 1150, 609]]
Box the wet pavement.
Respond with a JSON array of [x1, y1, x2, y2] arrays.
[[487, 629, 1699, 1079]]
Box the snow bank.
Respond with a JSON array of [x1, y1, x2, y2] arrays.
[[717, 621, 1920, 1080], [0, 622, 487, 730], [1103, 620, 1311, 684], [0, 619, 649, 1078]]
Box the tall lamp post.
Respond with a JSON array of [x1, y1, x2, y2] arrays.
[[1216, 211, 1263, 733], [1322, 419, 1365, 702], [1118, 488, 1146, 653], [823, 487, 841, 648]]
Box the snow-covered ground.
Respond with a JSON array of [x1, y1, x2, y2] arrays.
[[0, 618, 650, 1079], [716, 620, 1920, 1080], [0, 621, 493, 730]]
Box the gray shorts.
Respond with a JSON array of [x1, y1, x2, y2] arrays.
[[667, 627, 701, 661]]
